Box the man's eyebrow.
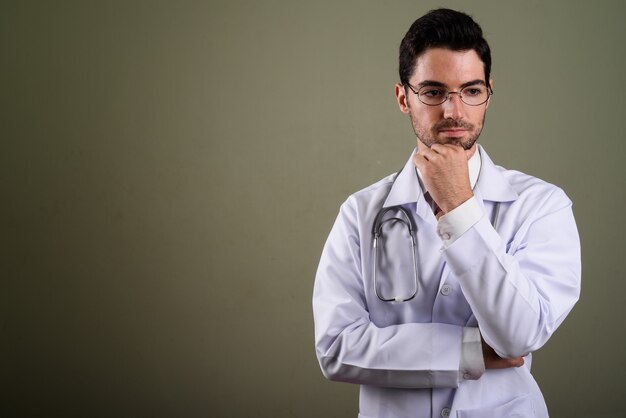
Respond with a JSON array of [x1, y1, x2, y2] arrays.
[[416, 80, 446, 89], [415, 79, 487, 89], [460, 79, 487, 89]]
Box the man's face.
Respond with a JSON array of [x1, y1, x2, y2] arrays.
[[395, 48, 492, 152]]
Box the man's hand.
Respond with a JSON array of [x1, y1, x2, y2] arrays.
[[413, 143, 476, 214], [482, 338, 525, 369]]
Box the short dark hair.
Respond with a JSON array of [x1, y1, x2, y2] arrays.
[[399, 8, 491, 86]]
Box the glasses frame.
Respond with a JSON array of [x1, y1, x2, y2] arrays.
[[406, 83, 493, 106]]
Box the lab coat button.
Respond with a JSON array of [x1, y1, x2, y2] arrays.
[[463, 372, 471, 380], [441, 285, 452, 296], [441, 407, 451, 417], [441, 233, 451, 240]]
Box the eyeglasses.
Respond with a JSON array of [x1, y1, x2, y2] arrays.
[[406, 83, 493, 106]]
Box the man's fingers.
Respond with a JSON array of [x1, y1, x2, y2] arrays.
[[430, 143, 469, 158], [412, 152, 426, 167], [482, 336, 526, 369], [417, 146, 436, 161], [484, 354, 525, 369], [488, 357, 524, 369], [429, 143, 448, 155]]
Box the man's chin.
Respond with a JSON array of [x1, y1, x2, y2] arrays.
[[434, 137, 465, 147], [443, 138, 463, 146], [434, 135, 477, 150], [417, 134, 478, 150]]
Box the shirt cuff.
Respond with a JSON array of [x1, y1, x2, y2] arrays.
[[437, 197, 483, 247], [459, 327, 485, 381]]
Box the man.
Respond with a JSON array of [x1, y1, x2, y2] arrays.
[[313, 8, 581, 418]]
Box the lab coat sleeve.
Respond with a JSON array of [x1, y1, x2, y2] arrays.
[[313, 197, 477, 389], [442, 188, 581, 359]]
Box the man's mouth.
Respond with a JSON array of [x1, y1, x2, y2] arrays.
[[439, 128, 467, 137], [436, 119, 473, 133]]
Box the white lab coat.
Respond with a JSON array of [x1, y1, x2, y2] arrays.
[[313, 146, 581, 418]]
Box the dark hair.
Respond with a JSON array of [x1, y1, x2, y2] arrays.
[[399, 8, 491, 86]]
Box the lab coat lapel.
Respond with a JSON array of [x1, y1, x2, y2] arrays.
[[474, 146, 519, 203], [382, 148, 437, 225], [382, 148, 422, 209]]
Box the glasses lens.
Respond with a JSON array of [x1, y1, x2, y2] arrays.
[[417, 87, 448, 106], [460, 85, 489, 105], [416, 85, 490, 106]]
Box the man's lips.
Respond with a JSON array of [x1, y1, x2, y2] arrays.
[[439, 128, 467, 136]]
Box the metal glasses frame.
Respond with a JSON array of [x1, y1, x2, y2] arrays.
[[406, 83, 493, 106]]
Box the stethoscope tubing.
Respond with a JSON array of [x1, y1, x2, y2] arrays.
[[372, 207, 419, 302], [372, 174, 501, 303]]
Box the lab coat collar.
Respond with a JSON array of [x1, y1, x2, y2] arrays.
[[382, 144, 519, 209], [381, 148, 423, 209], [474, 145, 519, 203]]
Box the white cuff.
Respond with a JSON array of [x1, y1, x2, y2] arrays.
[[437, 197, 483, 247], [459, 327, 485, 381]]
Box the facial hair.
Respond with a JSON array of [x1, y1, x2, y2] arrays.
[[410, 113, 486, 150]]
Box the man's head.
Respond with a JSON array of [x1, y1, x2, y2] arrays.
[[399, 8, 491, 90], [395, 9, 493, 152]]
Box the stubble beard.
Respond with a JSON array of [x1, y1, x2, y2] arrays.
[[411, 114, 486, 151]]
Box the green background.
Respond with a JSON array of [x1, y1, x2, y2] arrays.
[[2, 1, 625, 417]]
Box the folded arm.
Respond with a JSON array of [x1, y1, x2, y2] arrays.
[[313, 200, 483, 388]]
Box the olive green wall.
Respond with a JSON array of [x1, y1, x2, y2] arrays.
[[2, 1, 625, 417]]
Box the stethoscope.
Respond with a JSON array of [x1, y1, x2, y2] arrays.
[[372, 170, 501, 303]]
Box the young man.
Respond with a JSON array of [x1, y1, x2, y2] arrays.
[[313, 9, 581, 417]]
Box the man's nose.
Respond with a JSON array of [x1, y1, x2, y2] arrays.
[[442, 92, 464, 119]]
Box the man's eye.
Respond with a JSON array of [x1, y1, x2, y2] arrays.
[[422, 89, 445, 97], [464, 88, 483, 96]]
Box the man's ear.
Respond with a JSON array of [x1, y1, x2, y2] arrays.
[[395, 83, 410, 114]]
